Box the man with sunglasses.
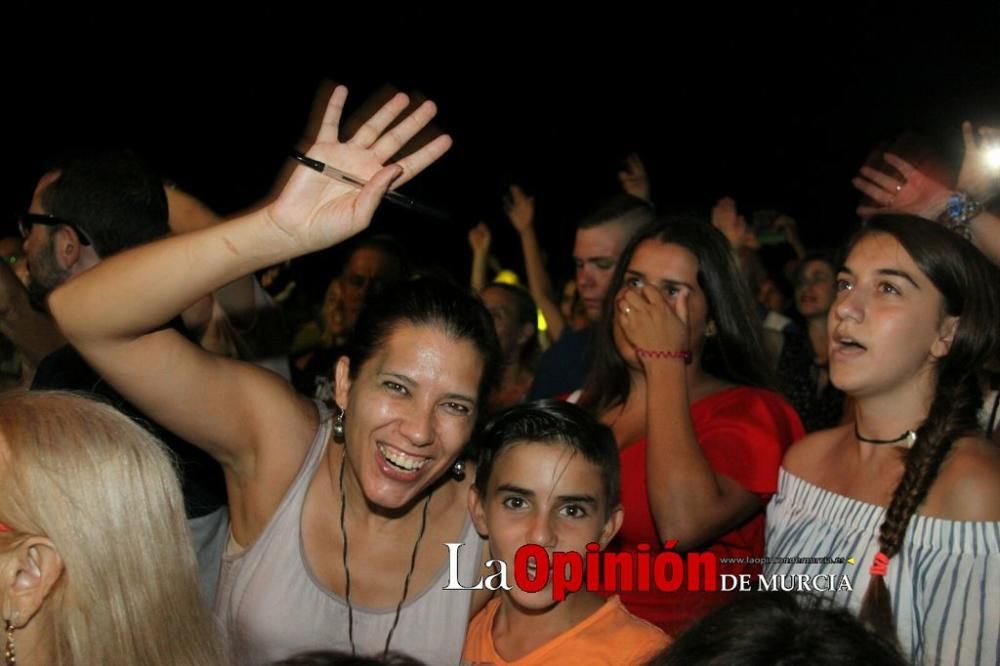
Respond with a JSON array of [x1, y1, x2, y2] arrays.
[[6, 149, 229, 603]]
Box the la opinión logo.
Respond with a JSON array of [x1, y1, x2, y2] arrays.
[[443, 541, 719, 601]]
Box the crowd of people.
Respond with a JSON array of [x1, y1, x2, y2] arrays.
[[0, 82, 997, 665]]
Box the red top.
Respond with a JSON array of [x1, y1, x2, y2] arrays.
[[611, 386, 804, 635]]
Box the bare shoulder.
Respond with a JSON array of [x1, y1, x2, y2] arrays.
[[923, 437, 1000, 522], [782, 424, 852, 481]]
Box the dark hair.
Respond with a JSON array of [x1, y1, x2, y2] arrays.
[[40, 149, 169, 258], [346, 277, 501, 411], [849, 215, 1000, 644], [576, 193, 655, 232], [345, 234, 412, 282], [792, 251, 838, 290], [474, 399, 620, 515], [647, 591, 907, 666], [275, 650, 428, 666], [582, 217, 773, 415]]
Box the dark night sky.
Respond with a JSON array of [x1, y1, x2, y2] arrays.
[[4, 10, 999, 295]]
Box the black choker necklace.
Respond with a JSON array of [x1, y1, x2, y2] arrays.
[[854, 423, 917, 447]]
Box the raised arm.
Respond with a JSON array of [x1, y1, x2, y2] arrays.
[[49, 86, 451, 472], [503, 185, 566, 340], [468, 222, 492, 293], [618, 153, 652, 204], [166, 185, 261, 334], [853, 147, 1000, 266]]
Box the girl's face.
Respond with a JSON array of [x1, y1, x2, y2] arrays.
[[795, 259, 837, 320], [481, 287, 531, 361], [828, 233, 957, 398], [612, 240, 711, 370]]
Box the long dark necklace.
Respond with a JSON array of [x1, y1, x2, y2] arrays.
[[338, 446, 431, 657], [854, 423, 917, 447]]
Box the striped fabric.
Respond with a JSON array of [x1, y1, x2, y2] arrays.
[[766, 468, 999, 666]]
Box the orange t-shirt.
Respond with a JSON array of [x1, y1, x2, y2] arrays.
[[461, 596, 669, 665]]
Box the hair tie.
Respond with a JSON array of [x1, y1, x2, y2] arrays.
[[869, 552, 890, 577]]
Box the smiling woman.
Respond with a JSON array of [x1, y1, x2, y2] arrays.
[[214, 280, 499, 665], [46, 86, 502, 665]]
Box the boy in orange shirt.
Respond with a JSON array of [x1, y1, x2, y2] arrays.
[[462, 400, 669, 665]]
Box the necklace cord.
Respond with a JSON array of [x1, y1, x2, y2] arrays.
[[338, 445, 432, 657]]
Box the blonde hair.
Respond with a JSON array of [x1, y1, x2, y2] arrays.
[[0, 391, 220, 665]]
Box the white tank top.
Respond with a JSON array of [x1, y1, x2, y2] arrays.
[[215, 408, 484, 665]]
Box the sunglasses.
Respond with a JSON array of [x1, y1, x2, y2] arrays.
[[18, 212, 93, 246]]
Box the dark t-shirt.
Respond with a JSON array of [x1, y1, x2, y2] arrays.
[[527, 325, 595, 400], [31, 343, 226, 518]]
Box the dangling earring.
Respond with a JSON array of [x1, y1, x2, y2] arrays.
[[4, 619, 14, 666], [451, 459, 466, 480], [705, 320, 718, 337], [333, 407, 346, 443]]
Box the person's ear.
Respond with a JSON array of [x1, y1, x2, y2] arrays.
[[2, 537, 63, 629], [52, 226, 83, 272], [334, 356, 352, 413], [468, 485, 489, 538], [597, 504, 624, 549], [931, 315, 959, 360]]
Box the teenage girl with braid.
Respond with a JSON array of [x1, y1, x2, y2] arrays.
[[766, 215, 1000, 665]]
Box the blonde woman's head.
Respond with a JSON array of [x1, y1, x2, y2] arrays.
[[0, 391, 219, 666]]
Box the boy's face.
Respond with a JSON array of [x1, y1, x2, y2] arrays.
[[469, 441, 623, 611]]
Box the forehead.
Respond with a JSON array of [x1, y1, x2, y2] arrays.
[[490, 440, 604, 495], [628, 239, 699, 280], [345, 247, 395, 275], [365, 322, 483, 389], [481, 286, 514, 310], [573, 224, 628, 257], [845, 233, 925, 280], [802, 258, 834, 275]]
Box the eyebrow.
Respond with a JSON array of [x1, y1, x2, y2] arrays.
[[837, 265, 921, 290], [380, 371, 476, 404], [625, 269, 694, 291], [495, 484, 598, 505], [555, 494, 598, 505], [496, 483, 535, 497]]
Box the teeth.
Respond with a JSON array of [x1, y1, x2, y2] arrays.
[[377, 444, 430, 472]]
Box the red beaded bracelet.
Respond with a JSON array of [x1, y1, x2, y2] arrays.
[[635, 348, 692, 364]]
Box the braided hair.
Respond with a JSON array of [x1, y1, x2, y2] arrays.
[[851, 216, 1000, 643]]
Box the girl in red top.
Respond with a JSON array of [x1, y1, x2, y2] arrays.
[[578, 218, 804, 634]]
